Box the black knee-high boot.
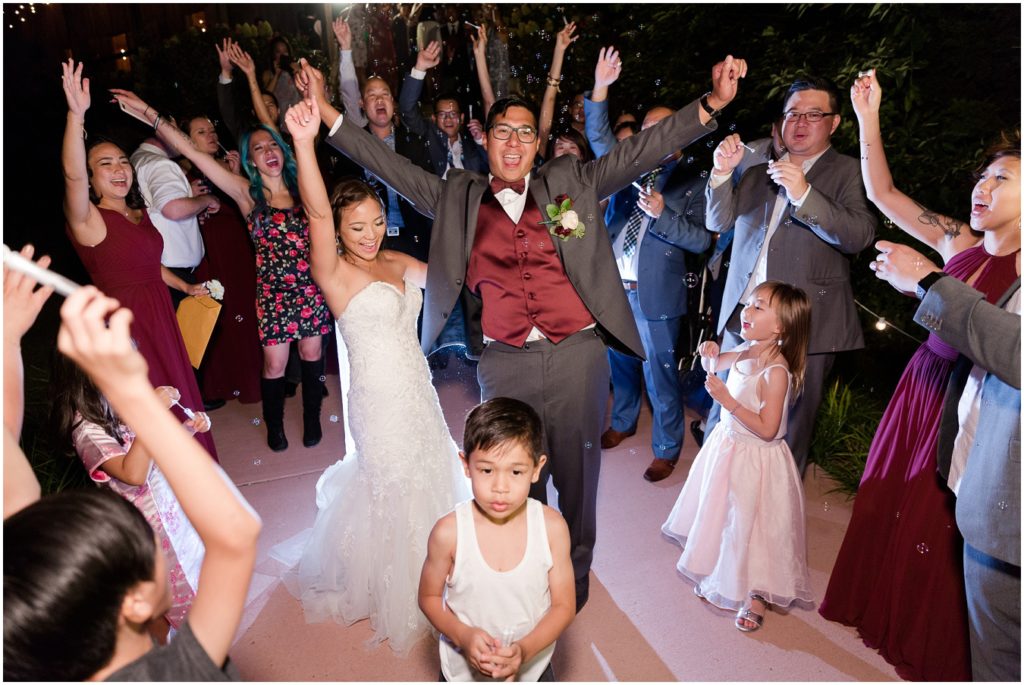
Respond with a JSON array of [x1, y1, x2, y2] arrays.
[[300, 357, 325, 447], [261, 377, 288, 452]]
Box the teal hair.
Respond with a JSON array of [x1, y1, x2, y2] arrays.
[[238, 125, 299, 207]]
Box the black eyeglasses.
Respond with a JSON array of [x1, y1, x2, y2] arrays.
[[488, 124, 538, 143], [783, 110, 837, 123]]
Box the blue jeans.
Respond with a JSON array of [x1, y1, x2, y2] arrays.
[[607, 291, 684, 460]]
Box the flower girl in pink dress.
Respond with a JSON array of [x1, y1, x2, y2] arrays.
[[662, 281, 814, 632]]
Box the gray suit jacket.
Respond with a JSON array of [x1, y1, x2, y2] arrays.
[[705, 148, 876, 354], [325, 101, 717, 359], [918, 276, 1021, 567]]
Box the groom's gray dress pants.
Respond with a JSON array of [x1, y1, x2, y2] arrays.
[[476, 328, 610, 602]]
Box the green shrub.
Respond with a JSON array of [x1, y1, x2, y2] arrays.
[[809, 380, 884, 498]]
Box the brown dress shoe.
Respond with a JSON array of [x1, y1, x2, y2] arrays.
[[644, 457, 679, 482], [600, 427, 636, 449]]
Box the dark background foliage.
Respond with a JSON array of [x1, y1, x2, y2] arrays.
[[3, 3, 1019, 493]]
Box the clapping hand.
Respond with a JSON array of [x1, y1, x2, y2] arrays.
[[284, 99, 321, 143], [60, 59, 91, 117], [850, 68, 882, 120], [766, 159, 809, 202], [417, 40, 442, 72], [594, 46, 622, 89]]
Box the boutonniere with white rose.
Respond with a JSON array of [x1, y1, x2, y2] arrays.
[[540, 194, 585, 241]]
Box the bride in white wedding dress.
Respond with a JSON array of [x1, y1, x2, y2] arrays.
[[279, 101, 470, 654]]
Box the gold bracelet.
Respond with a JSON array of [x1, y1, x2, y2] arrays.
[[546, 75, 560, 91]]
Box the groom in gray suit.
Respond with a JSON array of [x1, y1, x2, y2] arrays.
[[705, 76, 877, 475], [302, 54, 747, 611], [873, 239, 1021, 682]]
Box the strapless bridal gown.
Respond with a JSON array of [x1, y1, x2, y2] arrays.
[[281, 280, 470, 654]]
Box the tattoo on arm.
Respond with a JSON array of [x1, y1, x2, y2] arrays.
[[914, 201, 966, 239]]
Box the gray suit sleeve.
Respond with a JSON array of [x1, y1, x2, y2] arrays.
[[583, 100, 716, 201], [326, 115, 444, 216], [704, 175, 737, 234], [915, 277, 1021, 389], [789, 158, 877, 254]]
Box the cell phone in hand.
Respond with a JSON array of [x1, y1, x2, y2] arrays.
[[118, 98, 151, 126]]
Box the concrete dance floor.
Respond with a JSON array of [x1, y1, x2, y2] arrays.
[[220, 361, 899, 682]]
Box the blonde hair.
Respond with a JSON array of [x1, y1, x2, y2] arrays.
[[752, 281, 811, 396]]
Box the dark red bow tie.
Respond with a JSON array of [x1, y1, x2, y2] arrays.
[[490, 177, 526, 195]]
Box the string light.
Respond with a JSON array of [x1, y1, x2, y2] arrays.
[[856, 300, 922, 343]]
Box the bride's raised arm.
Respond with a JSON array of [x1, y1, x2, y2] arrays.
[[285, 99, 343, 292]]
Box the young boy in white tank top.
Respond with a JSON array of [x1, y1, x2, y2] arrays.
[[419, 398, 575, 681]]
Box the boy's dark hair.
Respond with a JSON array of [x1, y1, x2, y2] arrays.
[[3, 488, 156, 681], [485, 96, 539, 133], [784, 75, 841, 115], [463, 397, 543, 464]]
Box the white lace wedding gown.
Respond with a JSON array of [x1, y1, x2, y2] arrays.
[[280, 280, 470, 654]]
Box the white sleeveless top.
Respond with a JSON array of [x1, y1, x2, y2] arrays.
[[440, 498, 554, 681]]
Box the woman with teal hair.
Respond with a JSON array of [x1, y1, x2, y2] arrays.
[[113, 92, 332, 453]]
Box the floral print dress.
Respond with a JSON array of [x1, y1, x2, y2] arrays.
[[248, 203, 332, 346]]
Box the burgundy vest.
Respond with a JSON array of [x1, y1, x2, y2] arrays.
[[466, 191, 595, 347]]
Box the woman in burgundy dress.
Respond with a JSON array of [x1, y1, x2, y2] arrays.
[[111, 89, 332, 454], [181, 115, 263, 405], [59, 59, 217, 460], [820, 70, 1020, 681]]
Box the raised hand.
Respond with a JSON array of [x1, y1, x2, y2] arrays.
[[850, 68, 882, 120], [3, 245, 54, 346], [108, 88, 153, 123], [299, 60, 328, 107], [712, 133, 746, 174], [284, 99, 321, 143], [227, 42, 257, 78], [416, 40, 442, 72], [215, 38, 234, 79], [470, 23, 488, 59], [467, 118, 484, 144], [594, 46, 622, 90], [60, 59, 91, 118], [708, 55, 748, 110], [332, 16, 352, 50], [555, 20, 578, 52], [766, 159, 809, 202]]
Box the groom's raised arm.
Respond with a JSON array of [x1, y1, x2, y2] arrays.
[[582, 54, 747, 201], [300, 61, 444, 218]]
